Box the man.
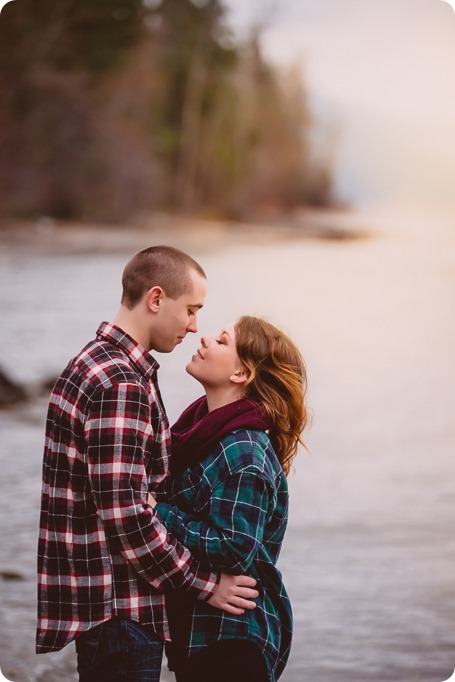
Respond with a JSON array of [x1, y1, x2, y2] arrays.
[[36, 246, 258, 681]]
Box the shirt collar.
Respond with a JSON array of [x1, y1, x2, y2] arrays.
[[96, 321, 159, 379]]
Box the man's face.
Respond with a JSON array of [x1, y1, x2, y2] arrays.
[[152, 269, 207, 353]]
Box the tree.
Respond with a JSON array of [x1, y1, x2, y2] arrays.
[[148, 0, 237, 211], [0, 0, 335, 222], [0, 0, 148, 219]]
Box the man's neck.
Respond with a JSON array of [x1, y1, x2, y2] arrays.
[[112, 307, 150, 351]]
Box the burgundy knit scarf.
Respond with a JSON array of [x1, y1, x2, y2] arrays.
[[170, 396, 270, 475]]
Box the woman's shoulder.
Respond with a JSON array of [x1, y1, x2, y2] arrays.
[[221, 427, 270, 447], [214, 428, 280, 478]]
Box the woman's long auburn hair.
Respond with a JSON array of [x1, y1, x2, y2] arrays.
[[235, 316, 308, 476]]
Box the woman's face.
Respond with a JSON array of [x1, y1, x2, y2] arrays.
[[186, 323, 245, 389]]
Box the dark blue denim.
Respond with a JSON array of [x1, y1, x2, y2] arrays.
[[75, 617, 164, 682]]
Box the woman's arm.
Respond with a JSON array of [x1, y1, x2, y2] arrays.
[[154, 468, 271, 573]]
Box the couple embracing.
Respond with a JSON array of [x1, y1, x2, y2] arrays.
[[36, 245, 309, 682]]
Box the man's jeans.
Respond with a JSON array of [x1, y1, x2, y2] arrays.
[[75, 617, 164, 682]]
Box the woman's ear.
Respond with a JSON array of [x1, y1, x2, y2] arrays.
[[229, 368, 248, 385], [146, 286, 163, 313]]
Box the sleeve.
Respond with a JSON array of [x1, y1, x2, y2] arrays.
[[84, 382, 219, 599], [155, 466, 271, 574]]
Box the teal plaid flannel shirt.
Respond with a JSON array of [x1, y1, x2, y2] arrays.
[[155, 428, 293, 681]]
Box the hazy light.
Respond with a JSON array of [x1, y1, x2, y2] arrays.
[[224, 0, 455, 208], [142, 0, 162, 10]]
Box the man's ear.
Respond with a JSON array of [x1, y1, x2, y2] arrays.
[[146, 286, 163, 313], [229, 368, 248, 385]]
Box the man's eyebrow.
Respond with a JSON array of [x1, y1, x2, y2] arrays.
[[188, 303, 203, 309]]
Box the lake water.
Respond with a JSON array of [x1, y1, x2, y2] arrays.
[[0, 205, 454, 682]]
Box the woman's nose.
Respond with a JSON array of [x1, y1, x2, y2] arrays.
[[201, 336, 209, 348]]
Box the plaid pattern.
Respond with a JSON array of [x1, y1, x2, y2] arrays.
[[156, 429, 293, 681], [36, 322, 218, 654]]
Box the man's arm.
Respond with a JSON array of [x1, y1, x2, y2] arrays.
[[84, 382, 222, 600]]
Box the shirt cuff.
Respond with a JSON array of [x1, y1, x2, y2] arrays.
[[154, 502, 172, 524]]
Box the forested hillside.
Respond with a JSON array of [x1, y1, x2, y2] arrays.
[[0, 0, 335, 222]]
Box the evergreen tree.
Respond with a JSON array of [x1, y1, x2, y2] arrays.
[[0, 0, 334, 222]]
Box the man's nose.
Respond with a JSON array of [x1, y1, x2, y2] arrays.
[[187, 318, 198, 333]]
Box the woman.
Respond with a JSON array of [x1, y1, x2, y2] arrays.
[[150, 316, 308, 682]]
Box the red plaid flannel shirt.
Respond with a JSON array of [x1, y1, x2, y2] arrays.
[[36, 322, 218, 654]]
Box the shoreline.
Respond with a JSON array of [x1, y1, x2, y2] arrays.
[[0, 208, 372, 259]]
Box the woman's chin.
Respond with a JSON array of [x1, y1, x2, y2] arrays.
[[186, 364, 206, 389], [185, 362, 198, 378]]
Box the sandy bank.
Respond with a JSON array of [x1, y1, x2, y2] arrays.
[[0, 209, 371, 259]]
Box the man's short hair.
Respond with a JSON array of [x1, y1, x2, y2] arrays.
[[121, 245, 206, 309]]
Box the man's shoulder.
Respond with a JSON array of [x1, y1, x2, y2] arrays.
[[63, 337, 143, 393]]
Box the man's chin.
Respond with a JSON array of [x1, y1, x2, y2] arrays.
[[154, 337, 185, 353], [152, 343, 173, 354], [161, 346, 175, 354]]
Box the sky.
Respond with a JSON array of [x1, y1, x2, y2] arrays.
[[224, 0, 455, 209]]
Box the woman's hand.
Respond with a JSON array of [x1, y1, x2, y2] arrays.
[[147, 493, 157, 509]]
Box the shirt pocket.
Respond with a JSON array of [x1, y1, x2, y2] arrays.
[[170, 467, 210, 516]]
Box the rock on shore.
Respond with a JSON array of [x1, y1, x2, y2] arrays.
[[0, 367, 27, 407]]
